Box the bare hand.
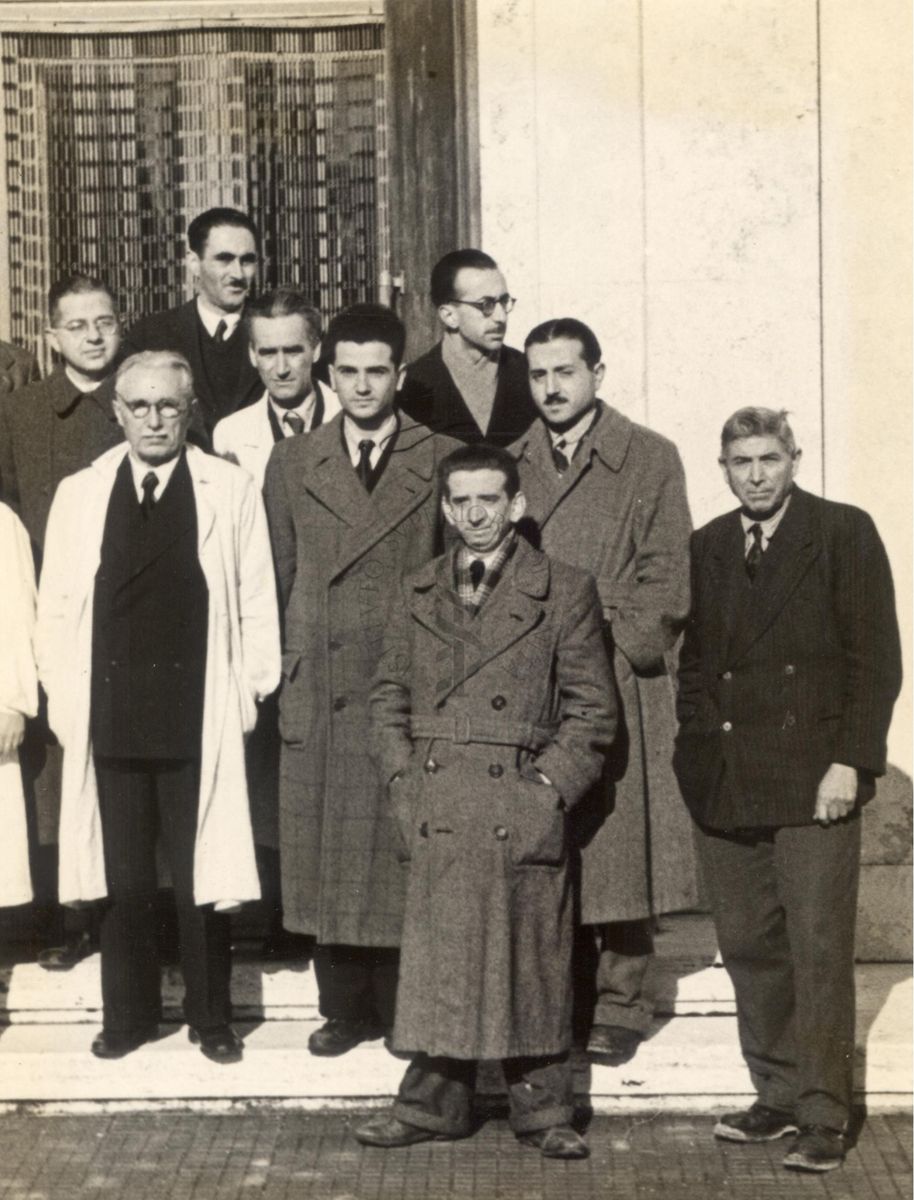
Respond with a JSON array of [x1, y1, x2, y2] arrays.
[[814, 763, 858, 824], [0, 712, 25, 760]]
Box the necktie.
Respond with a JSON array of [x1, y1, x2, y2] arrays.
[[283, 411, 305, 436], [357, 439, 374, 489], [745, 523, 764, 581], [552, 438, 569, 474], [469, 559, 485, 590], [213, 319, 227, 344], [140, 471, 158, 518]]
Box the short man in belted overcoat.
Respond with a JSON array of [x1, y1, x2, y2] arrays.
[[674, 407, 902, 1173], [356, 443, 616, 1159]]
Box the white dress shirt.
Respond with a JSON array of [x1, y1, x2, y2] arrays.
[[126, 451, 181, 504], [343, 412, 399, 470], [740, 493, 792, 554], [268, 389, 318, 435], [196, 297, 242, 341], [548, 404, 599, 461]]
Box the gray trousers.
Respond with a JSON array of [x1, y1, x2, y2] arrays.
[[393, 1052, 574, 1136], [695, 815, 861, 1130]]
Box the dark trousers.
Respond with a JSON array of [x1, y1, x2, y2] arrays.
[[695, 815, 861, 1129], [312, 943, 399, 1029], [593, 919, 654, 1033], [393, 1052, 574, 1136], [95, 756, 232, 1035]]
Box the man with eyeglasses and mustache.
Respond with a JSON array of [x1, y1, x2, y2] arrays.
[[0, 272, 126, 972], [36, 349, 279, 1064], [399, 249, 537, 447]]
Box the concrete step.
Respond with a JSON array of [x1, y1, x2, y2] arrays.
[[0, 915, 908, 1112]]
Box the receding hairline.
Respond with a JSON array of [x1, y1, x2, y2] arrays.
[[115, 350, 196, 401]]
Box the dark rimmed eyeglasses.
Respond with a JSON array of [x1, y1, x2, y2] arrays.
[[447, 294, 516, 318], [116, 398, 187, 420]]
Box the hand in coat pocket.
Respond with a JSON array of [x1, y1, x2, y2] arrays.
[[507, 776, 567, 868]]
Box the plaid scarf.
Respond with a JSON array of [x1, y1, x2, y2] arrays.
[[454, 531, 518, 615]]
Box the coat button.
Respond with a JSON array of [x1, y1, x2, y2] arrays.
[[491, 695, 507, 711], [721, 671, 732, 681], [329, 639, 342, 651], [419, 822, 429, 838], [424, 758, 439, 774], [494, 826, 508, 841], [784, 712, 796, 728], [488, 763, 504, 779], [784, 664, 795, 676], [721, 721, 733, 732], [332, 696, 347, 711]]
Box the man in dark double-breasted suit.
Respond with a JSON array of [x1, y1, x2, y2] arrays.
[[674, 407, 902, 1174], [123, 208, 263, 442], [356, 443, 616, 1159]]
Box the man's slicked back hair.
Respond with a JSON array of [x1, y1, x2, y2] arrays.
[[720, 407, 797, 459], [431, 249, 499, 307], [437, 442, 521, 500], [524, 317, 602, 370], [246, 287, 322, 346], [323, 303, 406, 367], [48, 272, 117, 324], [187, 207, 260, 255]]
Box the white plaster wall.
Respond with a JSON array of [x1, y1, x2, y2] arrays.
[[476, 0, 910, 775]]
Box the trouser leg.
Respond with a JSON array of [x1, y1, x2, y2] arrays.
[[592, 919, 655, 1033], [392, 1054, 476, 1136], [96, 758, 161, 1034], [156, 759, 232, 1031], [313, 944, 400, 1028], [503, 1054, 575, 1134], [776, 818, 860, 1130], [694, 822, 798, 1114]]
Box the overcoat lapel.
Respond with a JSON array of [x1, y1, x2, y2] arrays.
[[724, 489, 820, 666], [411, 541, 550, 703], [301, 414, 438, 581]]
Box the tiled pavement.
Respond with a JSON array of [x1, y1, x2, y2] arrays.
[[0, 1110, 909, 1200]]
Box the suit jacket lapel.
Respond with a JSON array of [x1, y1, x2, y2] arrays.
[[725, 489, 820, 665]]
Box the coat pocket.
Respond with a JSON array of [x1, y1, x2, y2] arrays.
[[508, 778, 567, 868]]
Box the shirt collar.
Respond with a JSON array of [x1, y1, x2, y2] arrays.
[[740, 492, 792, 540], [267, 388, 316, 427], [196, 296, 243, 340], [342, 410, 398, 459], [548, 403, 600, 449], [126, 448, 182, 501]]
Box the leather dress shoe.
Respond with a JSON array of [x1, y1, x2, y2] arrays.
[[188, 1024, 244, 1064], [714, 1104, 799, 1143], [308, 1019, 383, 1057], [353, 1113, 455, 1148], [519, 1125, 590, 1159], [91, 1025, 159, 1059], [586, 1024, 644, 1065], [38, 931, 94, 971], [783, 1125, 846, 1172]]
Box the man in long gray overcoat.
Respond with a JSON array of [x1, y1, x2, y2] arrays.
[[509, 317, 696, 1063], [263, 304, 460, 1057], [356, 443, 615, 1159]]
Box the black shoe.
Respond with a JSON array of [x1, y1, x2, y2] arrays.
[[354, 1114, 455, 1148], [519, 1125, 590, 1160], [586, 1024, 644, 1065], [38, 931, 94, 971], [783, 1125, 846, 1172], [714, 1104, 799, 1143], [308, 1019, 383, 1057], [188, 1024, 244, 1064], [90, 1025, 160, 1059]]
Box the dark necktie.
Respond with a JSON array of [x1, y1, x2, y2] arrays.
[[552, 438, 569, 474], [745, 523, 764, 581], [283, 411, 305, 436], [140, 471, 158, 518], [213, 319, 227, 344], [469, 559, 485, 590], [357, 439, 374, 489]]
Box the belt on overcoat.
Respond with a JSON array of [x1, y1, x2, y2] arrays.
[[409, 714, 558, 752]]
